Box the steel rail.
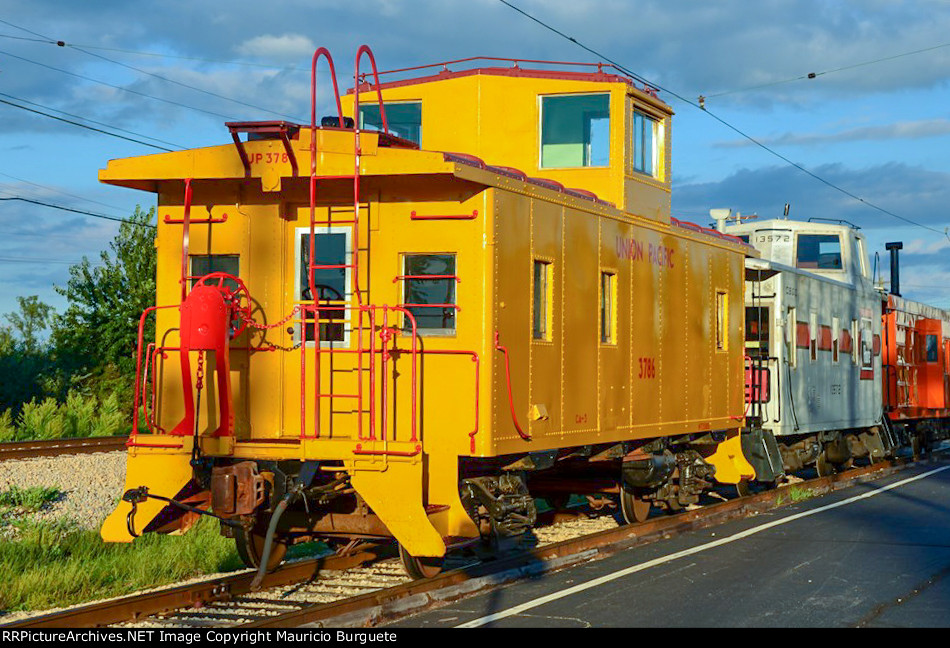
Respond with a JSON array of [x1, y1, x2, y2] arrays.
[[0, 436, 129, 461], [3, 452, 944, 628], [243, 453, 949, 629], [1, 544, 395, 628]]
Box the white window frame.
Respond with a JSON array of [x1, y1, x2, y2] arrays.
[[294, 226, 352, 349], [538, 92, 611, 170]]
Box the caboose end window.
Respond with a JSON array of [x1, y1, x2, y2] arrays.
[[297, 229, 349, 345], [796, 234, 842, 270], [359, 101, 422, 146], [402, 254, 457, 335]]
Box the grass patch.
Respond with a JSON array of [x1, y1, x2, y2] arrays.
[[0, 486, 63, 513], [0, 516, 245, 612], [785, 486, 817, 503]]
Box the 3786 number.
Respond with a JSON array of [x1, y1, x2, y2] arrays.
[[638, 357, 656, 379]]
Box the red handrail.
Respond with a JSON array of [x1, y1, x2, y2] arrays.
[[494, 331, 531, 441], [131, 305, 177, 436], [179, 178, 193, 303]]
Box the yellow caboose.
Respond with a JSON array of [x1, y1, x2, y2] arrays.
[[100, 51, 754, 578]]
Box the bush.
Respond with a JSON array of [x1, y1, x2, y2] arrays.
[[5, 392, 128, 441], [0, 410, 14, 442]]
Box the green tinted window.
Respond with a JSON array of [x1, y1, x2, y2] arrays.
[[541, 94, 609, 168], [359, 102, 422, 145]]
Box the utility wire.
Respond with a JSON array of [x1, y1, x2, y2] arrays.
[[0, 255, 80, 265], [0, 96, 174, 151], [0, 48, 235, 120], [497, 0, 948, 237], [705, 41, 950, 99], [0, 175, 128, 216], [69, 46, 303, 122], [0, 91, 184, 150], [0, 30, 305, 71], [0, 19, 303, 121], [0, 197, 155, 229]]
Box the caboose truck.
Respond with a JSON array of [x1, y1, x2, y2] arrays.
[[100, 50, 757, 578], [720, 213, 898, 477]]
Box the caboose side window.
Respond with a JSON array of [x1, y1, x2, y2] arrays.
[[296, 228, 350, 345], [600, 272, 616, 345], [745, 306, 769, 356], [632, 110, 659, 177], [832, 317, 840, 363], [402, 254, 456, 335], [540, 94, 609, 168], [533, 260, 552, 341], [926, 334, 939, 363], [809, 312, 818, 362], [358, 101, 422, 146], [796, 234, 842, 270], [716, 291, 728, 351]]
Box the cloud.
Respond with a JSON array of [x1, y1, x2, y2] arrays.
[[237, 34, 316, 61], [716, 119, 950, 149], [673, 162, 950, 232]]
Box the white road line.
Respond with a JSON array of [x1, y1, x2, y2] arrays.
[[457, 464, 950, 628]]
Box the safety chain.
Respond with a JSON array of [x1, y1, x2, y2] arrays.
[[195, 351, 205, 390], [240, 305, 301, 331]]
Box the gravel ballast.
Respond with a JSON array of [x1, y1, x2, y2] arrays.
[[0, 451, 126, 528]]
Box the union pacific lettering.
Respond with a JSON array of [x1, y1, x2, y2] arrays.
[[616, 236, 674, 269]]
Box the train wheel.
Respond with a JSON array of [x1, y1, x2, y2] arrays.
[[234, 528, 287, 572], [735, 479, 752, 498], [815, 452, 835, 478], [398, 544, 444, 579], [619, 486, 651, 524]]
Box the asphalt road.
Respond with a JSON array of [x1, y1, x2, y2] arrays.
[[392, 461, 950, 628]]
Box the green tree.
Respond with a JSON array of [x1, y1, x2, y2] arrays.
[[4, 295, 55, 353], [53, 206, 157, 382]]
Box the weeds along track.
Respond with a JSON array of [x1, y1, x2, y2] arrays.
[[0, 437, 128, 461], [4, 452, 945, 629]]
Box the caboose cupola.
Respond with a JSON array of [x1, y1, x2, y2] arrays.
[[343, 57, 674, 222]]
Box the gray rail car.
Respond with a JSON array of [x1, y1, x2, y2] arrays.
[[724, 218, 894, 478]]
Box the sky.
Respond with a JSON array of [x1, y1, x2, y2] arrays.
[[1, 0, 950, 321]]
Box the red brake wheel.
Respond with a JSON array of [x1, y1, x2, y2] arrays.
[[194, 272, 252, 337]]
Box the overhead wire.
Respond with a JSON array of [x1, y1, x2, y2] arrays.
[[0, 174, 129, 216], [704, 41, 950, 99], [497, 0, 948, 237], [0, 19, 304, 122], [0, 96, 174, 151], [0, 30, 306, 71], [0, 196, 155, 229], [0, 255, 81, 265], [0, 48, 235, 120], [0, 91, 184, 150]]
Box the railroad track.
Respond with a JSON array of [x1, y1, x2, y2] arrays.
[[0, 436, 128, 461], [3, 451, 945, 629]]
